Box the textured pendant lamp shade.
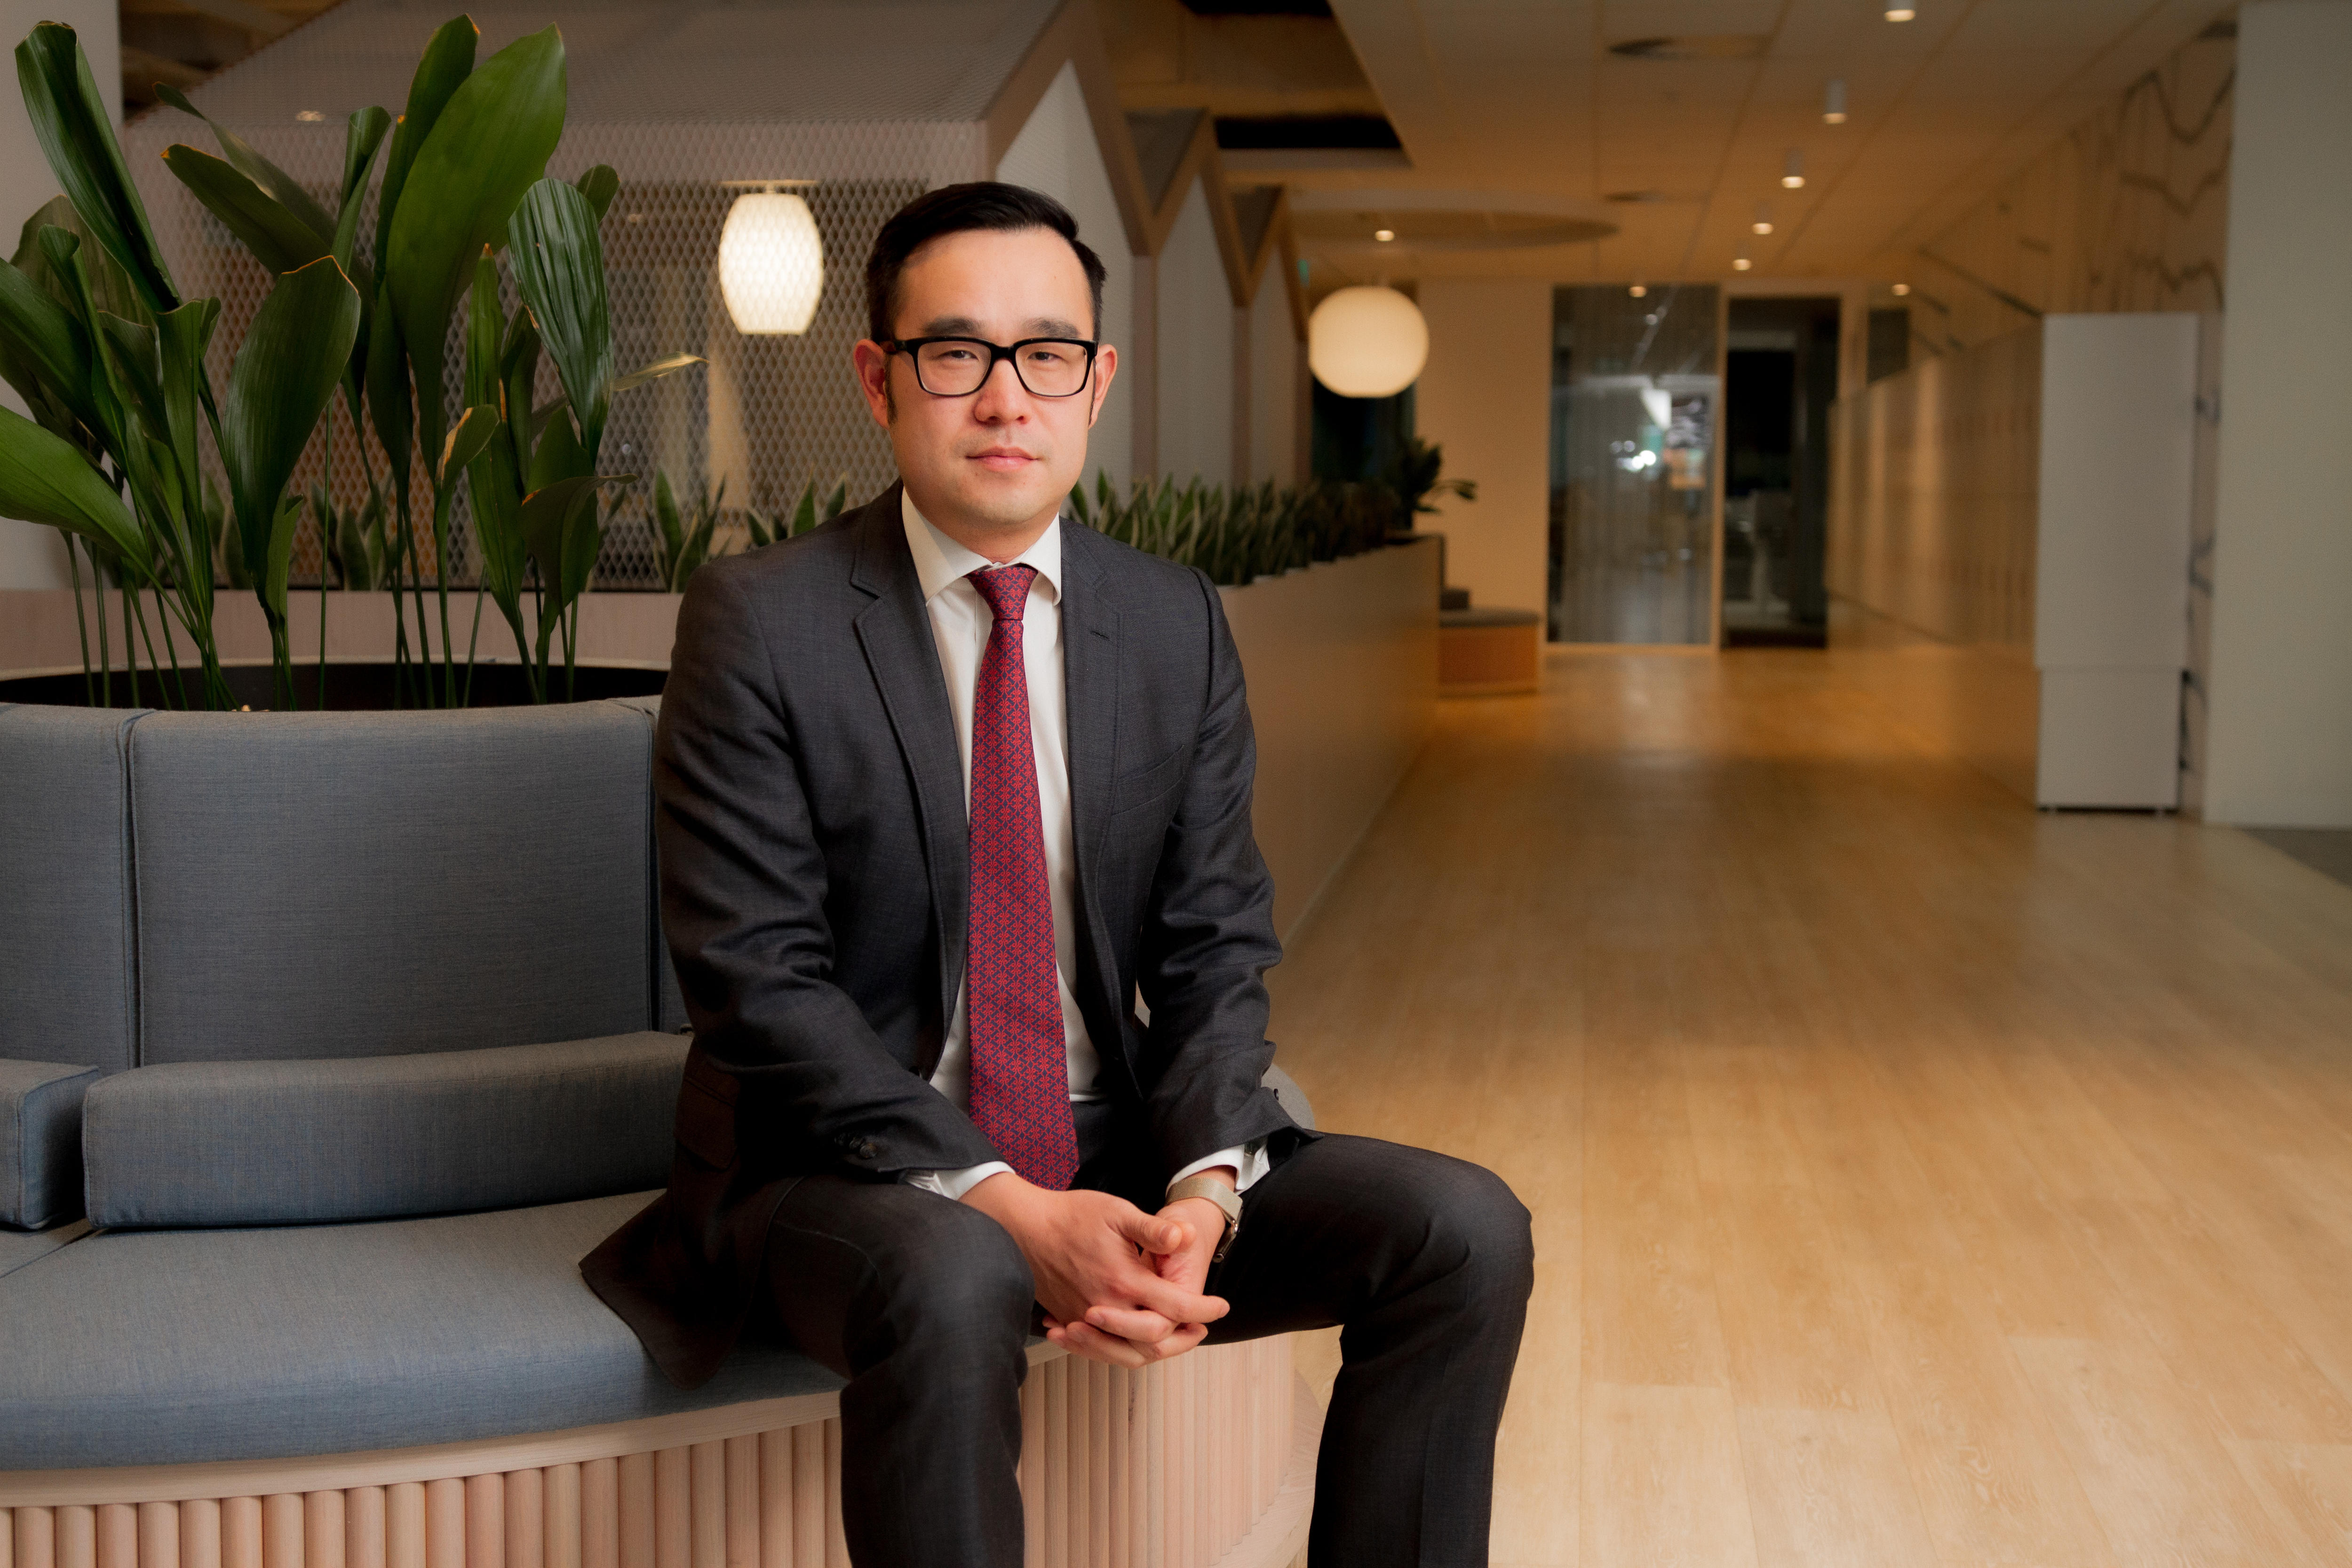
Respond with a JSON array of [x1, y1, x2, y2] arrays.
[[1307, 285, 1429, 398], [719, 189, 823, 334]]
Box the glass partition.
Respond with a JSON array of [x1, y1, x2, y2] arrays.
[[1548, 284, 1721, 644]]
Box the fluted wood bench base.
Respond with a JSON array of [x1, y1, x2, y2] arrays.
[[0, 1339, 1315, 1568]]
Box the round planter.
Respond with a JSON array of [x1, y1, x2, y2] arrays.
[[0, 658, 667, 711]]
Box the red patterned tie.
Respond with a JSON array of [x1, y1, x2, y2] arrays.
[[963, 565, 1080, 1191]]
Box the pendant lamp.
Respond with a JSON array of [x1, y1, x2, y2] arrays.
[[719, 187, 824, 335], [1307, 285, 1429, 398]]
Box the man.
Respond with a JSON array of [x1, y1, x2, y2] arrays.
[[585, 183, 1531, 1568]]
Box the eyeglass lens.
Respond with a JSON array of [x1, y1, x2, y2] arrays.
[[913, 339, 1092, 398]]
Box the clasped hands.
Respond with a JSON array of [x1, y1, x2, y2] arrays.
[[963, 1168, 1234, 1369]]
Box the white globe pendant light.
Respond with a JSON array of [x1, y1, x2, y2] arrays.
[[719, 187, 824, 334], [1308, 285, 1429, 398]]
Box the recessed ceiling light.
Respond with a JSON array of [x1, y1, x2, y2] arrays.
[[1892, 282, 1911, 295], [1782, 150, 1805, 189], [1374, 228, 1395, 242], [1752, 201, 1774, 235], [1629, 284, 1648, 298], [295, 109, 325, 122], [1885, 5, 1915, 19], [1823, 80, 1848, 124], [1733, 256, 1753, 271]]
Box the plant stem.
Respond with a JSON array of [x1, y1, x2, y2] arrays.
[[119, 576, 139, 708], [463, 584, 485, 707], [433, 484, 456, 709], [129, 587, 169, 710], [92, 546, 112, 708], [65, 533, 94, 707], [151, 584, 190, 711]]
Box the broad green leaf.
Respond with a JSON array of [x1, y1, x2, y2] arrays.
[[611, 351, 702, 395], [95, 312, 166, 438], [340, 107, 394, 211], [221, 257, 361, 589], [575, 164, 619, 223], [333, 120, 389, 274], [439, 402, 500, 486], [365, 271, 411, 492], [25, 202, 144, 326], [516, 471, 600, 605], [528, 406, 591, 491], [163, 145, 330, 276], [822, 477, 848, 521], [374, 16, 478, 280], [0, 256, 93, 417], [499, 309, 541, 480], [790, 481, 816, 537], [505, 176, 611, 460], [0, 400, 146, 568], [154, 84, 336, 243], [263, 491, 303, 622], [653, 470, 683, 558], [157, 299, 218, 595], [14, 24, 175, 315], [386, 24, 564, 466], [465, 248, 505, 412]]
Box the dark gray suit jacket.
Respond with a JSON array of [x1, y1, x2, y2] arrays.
[[584, 483, 1303, 1387]]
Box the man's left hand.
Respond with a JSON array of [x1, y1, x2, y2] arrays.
[[1044, 1169, 1233, 1365]]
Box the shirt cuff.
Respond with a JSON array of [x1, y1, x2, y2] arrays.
[[1168, 1139, 1270, 1197], [906, 1161, 1013, 1202]]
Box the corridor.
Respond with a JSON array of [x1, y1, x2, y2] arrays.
[[1273, 649, 2352, 1568]]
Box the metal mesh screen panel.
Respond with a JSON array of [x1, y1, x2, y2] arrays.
[[115, 0, 1060, 586]]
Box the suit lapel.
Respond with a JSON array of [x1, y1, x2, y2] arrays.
[[1058, 525, 1132, 1083], [849, 486, 969, 1045], [1058, 523, 1121, 892]]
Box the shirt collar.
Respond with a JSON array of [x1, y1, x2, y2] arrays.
[[901, 488, 1063, 607]]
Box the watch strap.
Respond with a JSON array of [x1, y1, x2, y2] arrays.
[[1165, 1174, 1243, 1261]]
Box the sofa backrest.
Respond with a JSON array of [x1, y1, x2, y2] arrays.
[[3, 698, 675, 1071], [132, 702, 661, 1064], [0, 705, 144, 1074]]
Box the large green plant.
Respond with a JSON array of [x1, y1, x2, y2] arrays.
[[0, 27, 359, 710], [0, 16, 699, 709]]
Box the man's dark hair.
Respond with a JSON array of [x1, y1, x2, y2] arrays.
[[865, 182, 1109, 345]]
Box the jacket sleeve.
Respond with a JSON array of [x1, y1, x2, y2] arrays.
[[1132, 568, 1298, 1181], [654, 562, 1002, 1179]]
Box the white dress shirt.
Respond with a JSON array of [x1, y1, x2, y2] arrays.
[[898, 493, 1268, 1202]]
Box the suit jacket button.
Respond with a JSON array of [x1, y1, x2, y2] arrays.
[[857, 1139, 878, 1160]]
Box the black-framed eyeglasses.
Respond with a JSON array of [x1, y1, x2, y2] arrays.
[[884, 336, 1099, 398]]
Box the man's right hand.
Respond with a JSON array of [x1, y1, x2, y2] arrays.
[[962, 1171, 1228, 1369]]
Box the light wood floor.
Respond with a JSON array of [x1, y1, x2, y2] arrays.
[[1269, 648, 2352, 1568]]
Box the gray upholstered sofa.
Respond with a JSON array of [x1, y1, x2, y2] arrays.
[[0, 697, 844, 1470], [0, 696, 1315, 1560]]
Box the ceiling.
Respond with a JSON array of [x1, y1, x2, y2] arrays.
[[119, 0, 2237, 286], [1107, 0, 2235, 285], [118, 0, 341, 107]]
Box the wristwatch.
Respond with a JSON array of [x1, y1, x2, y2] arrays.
[[1165, 1174, 1243, 1263]]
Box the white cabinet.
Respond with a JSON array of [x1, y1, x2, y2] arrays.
[[2033, 314, 2200, 808]]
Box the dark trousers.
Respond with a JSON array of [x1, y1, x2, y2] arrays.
[[751, 1110, 1534, 1568]]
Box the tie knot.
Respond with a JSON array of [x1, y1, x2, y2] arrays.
[[969, 564, 1037, 623]]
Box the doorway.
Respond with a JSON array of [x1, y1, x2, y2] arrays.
[[1722, 296, 1839, 647]]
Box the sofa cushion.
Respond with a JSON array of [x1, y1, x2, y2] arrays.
[[83, 1033, 688, 1229], [0, 1218, 89, 1280], [128, 703, 659, 1065], [1, 1059, 100, 1227], [0, 1190, 837, 1469], [0, 705, 143, 1073]]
